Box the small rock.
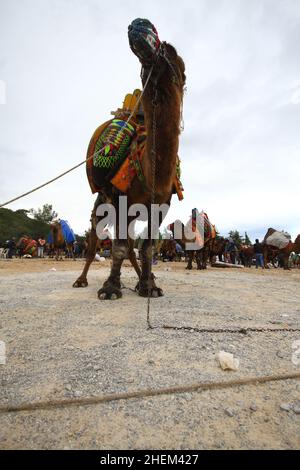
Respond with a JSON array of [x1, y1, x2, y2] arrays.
[[73, 391, 82, 397], [218, 351, 239, 371], [276, 351, 285, 359], [65, 384, 72, 392], [280, 403, 291, 412], [225, 408, 235, 417], [250, 403, 257, 412]]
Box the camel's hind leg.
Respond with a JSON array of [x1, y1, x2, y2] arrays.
[[73, 194, 104, 288], [73, 228, 98, 287], [128, 239, 141, 279]]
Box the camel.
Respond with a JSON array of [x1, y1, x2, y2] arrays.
[[73, 18, 186, 299], [239, 245, 254, 267], [210, 237, 226, 263], [16, 236, 37, 257], [263, 228, 300, 270], [49, 221, 75, 260], [168, 211, 216, 270]]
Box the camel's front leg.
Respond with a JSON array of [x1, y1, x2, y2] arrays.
[[138, 239, 163, 298], [98, 240, 127, 300]]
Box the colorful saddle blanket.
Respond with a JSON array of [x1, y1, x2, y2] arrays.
[[86, 119, 184, 200], [190, 210, 216, 246]]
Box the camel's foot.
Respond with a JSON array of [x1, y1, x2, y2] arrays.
[[98, 279, 122, 300], [137, 277, 163, 298], [73, 278, 88, 288], [186, 265, 192, 270]]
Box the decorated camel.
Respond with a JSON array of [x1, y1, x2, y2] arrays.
[[168, 210, 216, 270], [73, 19, 186, 299], [16, 236, 37, 257], [49, 220, 76, 260], [263, 228, 300, 270]]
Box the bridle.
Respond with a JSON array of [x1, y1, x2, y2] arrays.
[[140, 42, 182, 89]]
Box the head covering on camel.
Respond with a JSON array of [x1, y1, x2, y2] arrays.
[[73, 19, 186, 299]]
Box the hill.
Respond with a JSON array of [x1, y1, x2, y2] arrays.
[[0, 208, 50, 246]]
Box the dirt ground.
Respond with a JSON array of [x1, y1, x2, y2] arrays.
[[0, 258, 299, 450]]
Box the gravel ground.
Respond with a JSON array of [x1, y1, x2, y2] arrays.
[[0, 259, 299, 449]]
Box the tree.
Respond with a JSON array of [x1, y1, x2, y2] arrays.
[[244, 232, 252, 246], [228, 230, 243, 248], [29, 204, 58, 224]]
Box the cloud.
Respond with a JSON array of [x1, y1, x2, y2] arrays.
[[0, 0, 299, 239]]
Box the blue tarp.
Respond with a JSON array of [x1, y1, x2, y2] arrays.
[[60, 220, 76, 244], [47, 220, 76, 245]]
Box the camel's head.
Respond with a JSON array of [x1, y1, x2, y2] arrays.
[[128, 18, 160, 65], [128, 18, 186, 92], [50, 220, 61, 233]]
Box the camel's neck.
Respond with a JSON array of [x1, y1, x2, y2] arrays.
[[142, 85, 182, 198]]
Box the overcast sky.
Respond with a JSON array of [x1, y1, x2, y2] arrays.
[[0, 0, 299, 240]]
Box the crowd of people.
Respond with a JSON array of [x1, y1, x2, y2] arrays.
[[1, 236, 86, 259], [1, 232, 299, 270]]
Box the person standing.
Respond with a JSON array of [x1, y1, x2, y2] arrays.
[[7, 238, 16, 258], [254, 238, 264, 269], [37, 236, 46, 258]]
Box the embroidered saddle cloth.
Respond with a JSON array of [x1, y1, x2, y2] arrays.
[[86, 91, 184, 200]]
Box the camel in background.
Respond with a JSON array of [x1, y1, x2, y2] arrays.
[[49, 221, 75, 260], [16, 236, 37, 257], [263, 228, 300, 270], [168, 211, 216, 270]]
